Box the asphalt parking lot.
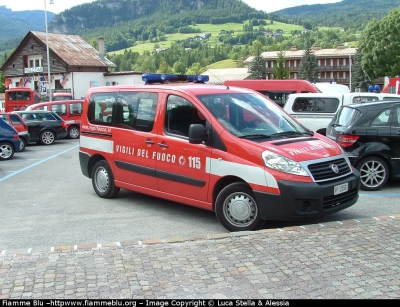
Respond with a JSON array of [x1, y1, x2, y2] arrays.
[[1, 139, 400, 299], [0, 138, 399, 252]]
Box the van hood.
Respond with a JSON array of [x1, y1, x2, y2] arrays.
[[264, 137, 342, 162]]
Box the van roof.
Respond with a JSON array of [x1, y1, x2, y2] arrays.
[[85, 83, 258, 96]]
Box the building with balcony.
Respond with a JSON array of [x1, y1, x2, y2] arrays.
[[0, 31, 146, 100], [244, 44, 384, 89]]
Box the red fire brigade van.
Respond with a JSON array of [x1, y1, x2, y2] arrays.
[[5, 87, 40, 112], [79, 74, 360, 232], [223, 79, 320, 107]]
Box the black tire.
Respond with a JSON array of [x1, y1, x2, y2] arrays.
[[215, 182, 264, 232], [39, 130, 55, 145], [356, 156, 389, 191], [68, 126, 80, 139], [19, 137, 27, 152], [92, 160, 120, 198], [0, 141, 15, 161]]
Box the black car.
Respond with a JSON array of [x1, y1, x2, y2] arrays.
[[13, 110, 68, 145], [326, 100, 400, 191]]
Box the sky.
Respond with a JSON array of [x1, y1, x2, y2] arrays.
[[0, 0, 342, 14]]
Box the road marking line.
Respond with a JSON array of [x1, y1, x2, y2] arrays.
[[0, 145, 79, 182]]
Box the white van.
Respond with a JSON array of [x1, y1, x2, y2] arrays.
[[314, 83, 350, 93], [284, 92, 400, 135]]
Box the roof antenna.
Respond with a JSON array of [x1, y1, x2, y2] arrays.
[[206, 68, 229, 89]]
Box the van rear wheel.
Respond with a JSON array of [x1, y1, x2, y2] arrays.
[[92, 160, 120, 198], [68, 126, 80, 139], [215, 182, 264, 232]]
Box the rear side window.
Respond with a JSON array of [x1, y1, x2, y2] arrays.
[[262, 91, 294, 108], [88, 92, 158, 132], [332, 106, 361, 126], [33, 105, 48, 111], [292, 97, 339, 113], [371, 108, 392, 126], [19, 112, 41, 121], [9, 114, 23, 125], [40, 112, 58, 121], [0, 115, 9, 123], [51, 104, 67, 116], [382, 96, 400, 101], [352, 96, 379, 103]]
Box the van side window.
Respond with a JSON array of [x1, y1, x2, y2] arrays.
[[314, 98, 339, 113], [165, 95, 205, 137], [353, 96, 378, 103], [51, 104, 67, 116], [292, 98, 314, 112], [88, 92, 158, 132], [292, 98, 339, 113], [70, 102, 83, 115]]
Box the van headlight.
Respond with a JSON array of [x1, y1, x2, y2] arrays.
[[262, 150, 309, 176]]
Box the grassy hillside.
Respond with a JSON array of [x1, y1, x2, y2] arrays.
[[108, 21, 305, 56]]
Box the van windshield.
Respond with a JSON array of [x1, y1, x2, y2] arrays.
[[197, 93, 311, 139]]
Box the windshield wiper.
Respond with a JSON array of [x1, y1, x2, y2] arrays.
[[239, 134, 271, 139], [270, 131, 313, 138]]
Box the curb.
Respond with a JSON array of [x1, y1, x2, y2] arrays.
[[1, 214, 399, 256]]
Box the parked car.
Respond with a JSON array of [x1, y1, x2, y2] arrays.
[[0, 112, 30, 151], [13, 110, 68, 145], [326, 100, 400, 191], [284, 92, 400, 135], [26, 99, 83, 139], [0, 118, 21, 160], [42, 92, 73, 102]]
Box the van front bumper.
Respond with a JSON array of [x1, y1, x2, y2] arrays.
[[254, 172, 360, 221]]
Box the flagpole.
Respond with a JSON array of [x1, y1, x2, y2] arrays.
[[44, 0, 52, 101]]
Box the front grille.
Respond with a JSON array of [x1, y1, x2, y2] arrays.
[[308, 158, 351, 181], [323, 187, 358, 209]]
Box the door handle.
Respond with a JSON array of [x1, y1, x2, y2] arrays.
[[158, 143, 169, 148], [145, 140, 155, 145]]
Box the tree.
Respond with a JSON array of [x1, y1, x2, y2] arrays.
[[173, 61, 187, 74], [157, 60, 173, 73], [0, 53, 7, 93], [351, 48, 370, 92], [248, 45, 266, 80], [273, 51, 289, 79], [186, 62, 204, 75], [298, 36, 319, 81], [358, 8, 400, 81]]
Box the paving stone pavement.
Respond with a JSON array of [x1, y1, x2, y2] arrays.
[[1, 214, 400, 300]]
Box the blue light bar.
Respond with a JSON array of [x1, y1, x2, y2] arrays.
[[142, 73, 209, 84]]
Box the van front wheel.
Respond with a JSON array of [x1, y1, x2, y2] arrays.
[[92, 160, 120, 198], [215, 182, 264, 232]]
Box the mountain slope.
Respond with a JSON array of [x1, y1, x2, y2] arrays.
[[274, 0, 399, 29], [48, 0, 265, 34], [0, 6, 55, 40]]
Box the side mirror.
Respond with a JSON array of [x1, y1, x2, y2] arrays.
[[188, 124, 205, 144]]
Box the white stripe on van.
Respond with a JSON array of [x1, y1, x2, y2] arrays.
[[206, 157, 278, 188], [80, 136, 114, 153]]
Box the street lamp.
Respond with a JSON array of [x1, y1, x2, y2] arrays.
[[44, 0, 54, 101]]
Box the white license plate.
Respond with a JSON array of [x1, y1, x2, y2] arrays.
[[334, 182, 348, 195]]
